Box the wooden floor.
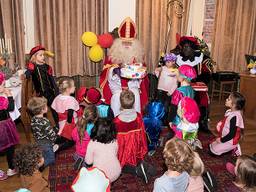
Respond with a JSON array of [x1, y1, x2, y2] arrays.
[[0, 100, 256, 192]]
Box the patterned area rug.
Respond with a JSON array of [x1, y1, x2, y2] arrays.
[[49, 133, 240, 192]]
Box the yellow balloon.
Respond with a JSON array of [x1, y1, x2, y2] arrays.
[[81, 32, 98, 47], [88, 45, 104, 62]]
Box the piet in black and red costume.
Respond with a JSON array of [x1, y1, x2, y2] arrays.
[[25, 45, 58, 106]]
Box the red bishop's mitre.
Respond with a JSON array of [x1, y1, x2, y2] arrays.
[[118, 17, 136, 41]]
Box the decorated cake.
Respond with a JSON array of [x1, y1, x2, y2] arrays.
[[120, 63, 147, 79]]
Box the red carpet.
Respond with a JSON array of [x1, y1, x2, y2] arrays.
[[49, 133, 240, 192]]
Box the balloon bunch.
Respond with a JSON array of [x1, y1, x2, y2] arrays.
[[81, 32, 113, 62]]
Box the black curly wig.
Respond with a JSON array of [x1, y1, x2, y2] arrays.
[[14, 144, 43, 176]]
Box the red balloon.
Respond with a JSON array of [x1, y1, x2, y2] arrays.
[[98, 33, 114, 48]]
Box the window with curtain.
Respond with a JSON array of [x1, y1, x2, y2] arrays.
[[0, 0, 25, 68], [212, 0, 256, 72], [33, 0, 108, 77]]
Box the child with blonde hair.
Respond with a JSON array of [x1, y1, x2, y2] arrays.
[[153, 138, 194, 192], [24, 45, 59, 125], [187, 152, 204, 192], [51, 77, 79, 151]]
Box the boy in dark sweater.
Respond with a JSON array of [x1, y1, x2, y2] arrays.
[[27, 97, 58, 167]]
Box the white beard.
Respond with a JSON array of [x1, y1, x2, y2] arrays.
[[108, 38, 145, 65]]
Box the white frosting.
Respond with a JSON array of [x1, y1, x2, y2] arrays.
[[120, 63, 146, 79]]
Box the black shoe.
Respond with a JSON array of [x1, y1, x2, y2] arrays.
[[74, 158, 84, 170]]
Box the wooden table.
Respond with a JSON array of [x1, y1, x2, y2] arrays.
[[240, 73, 256, 120]]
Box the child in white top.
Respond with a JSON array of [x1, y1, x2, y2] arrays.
[[155, 53, 178, 124], [51, 77, 79, 152]]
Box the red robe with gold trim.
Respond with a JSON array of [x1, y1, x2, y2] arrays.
[[114, 113, 148, 167], [99, 57, 149, 113]]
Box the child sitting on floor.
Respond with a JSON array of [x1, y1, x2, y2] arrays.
[[153, 138, 194, 192], [72, 105, 98, 170], [209, 92, 245, 156], [85, 118, 121, 182], [187, 152, 204, 192], [14, 144, 49, 192], [233, 155, 256, 192], [51, 77, 79, 151], [114, 90, 155, 183], [0, 72, 19, 180], [27, 97, 58, 168], [76, 87, 114, 120]]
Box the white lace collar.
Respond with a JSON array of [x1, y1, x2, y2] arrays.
[[176, 53, 203, 67]]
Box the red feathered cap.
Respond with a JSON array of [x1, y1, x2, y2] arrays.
[[179, 36, 199, 46], [118, 17, 136, 41], [30, 45, 45, 57], [181, 97, 200, 123], [85, 87, 102, 105], [76, 87, 87, 103]]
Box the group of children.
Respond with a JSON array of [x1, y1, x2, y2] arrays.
[[0, 46, 255, 192]]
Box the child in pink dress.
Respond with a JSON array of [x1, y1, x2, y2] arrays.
[[85, 118, 121, 182], [210, 92, 245, 156], [51, 77, 79, 151], [72, 105, 98, 170], [0, 72, 19, 180]]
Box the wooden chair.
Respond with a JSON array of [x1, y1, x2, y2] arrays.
[[211, 80, 236, 103], [20, 77, 34, 142]]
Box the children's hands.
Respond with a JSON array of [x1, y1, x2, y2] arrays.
[[216, 137, 221, 143], [3, 88, 12, 96], [169, 122, 172, 128]]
